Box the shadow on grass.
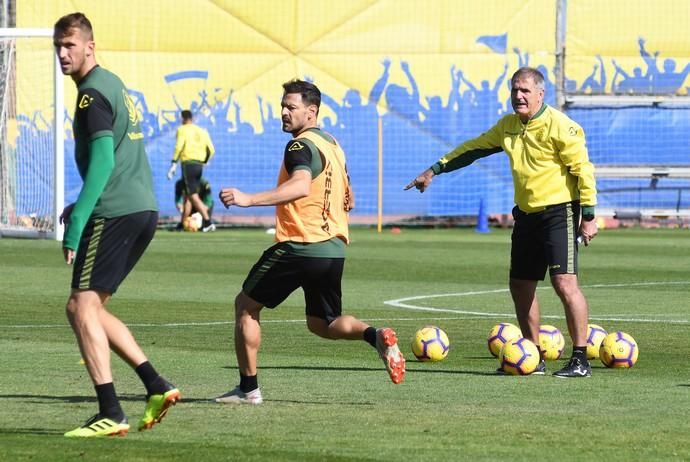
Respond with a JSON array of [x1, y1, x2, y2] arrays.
[[0, 393, 215, 405], [0, 428, 63, 436], [222, 364, 500, 377], [0, 393, 137, 404]]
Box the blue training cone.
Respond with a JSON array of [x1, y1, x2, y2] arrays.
[[476, 198, 490, 233]]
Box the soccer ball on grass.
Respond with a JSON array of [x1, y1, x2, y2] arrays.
[[538, 324, 565, 360], [586, 324, 608, 360], [487, 322, 522, 358], [411, 326, 450, 362], [599, 331, 638, 368], [499, 337, 540, 375], [183, 212, 203, 232]]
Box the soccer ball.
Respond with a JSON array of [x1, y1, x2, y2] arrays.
[[411, 326, 450, 362], [487, 322, 522, 358], [183, 212, 203, 232], [538, 324, 565, 360], [499, 337, 540, 375], [586, 324, 608, 360], [599, 331, 638, 368]]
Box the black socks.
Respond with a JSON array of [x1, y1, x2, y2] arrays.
[[135, 361, 169, 395], [240, 374, 258, 393], [95, 382, 124, 420], [572, 346, 587, 361], [364, 327, 377, 348]]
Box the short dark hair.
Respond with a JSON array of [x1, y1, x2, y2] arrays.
[[54, 12, 93, 40], [282, 79, 321, 109], [181, 110, 193, 121], [511, 67, 545, 90]]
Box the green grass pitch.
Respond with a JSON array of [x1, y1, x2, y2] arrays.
[[1, 227, 689, 461]]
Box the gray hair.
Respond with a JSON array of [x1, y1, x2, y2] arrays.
[[511, 67, 545, 90]]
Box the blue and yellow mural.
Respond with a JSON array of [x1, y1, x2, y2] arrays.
[[13, 0, 690, 220]]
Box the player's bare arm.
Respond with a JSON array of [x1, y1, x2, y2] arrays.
[[345, 182, 355, 211], [220, 169, 311, 208], [405, 168, 435, 193]]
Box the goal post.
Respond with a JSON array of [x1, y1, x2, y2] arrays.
[[0, 28, 64, 240]]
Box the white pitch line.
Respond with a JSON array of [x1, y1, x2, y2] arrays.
[[1, 282, 687, 329], [383, 281, 690, 324]]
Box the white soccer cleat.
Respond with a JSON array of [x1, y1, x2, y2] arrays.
[[214, 386, 263, 405], [375, 328, 406, 384]]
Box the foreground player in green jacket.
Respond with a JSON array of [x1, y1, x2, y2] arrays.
[[54, 12, 180, 437]]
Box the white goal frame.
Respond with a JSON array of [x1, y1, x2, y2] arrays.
[[0, 28, 64, 240]]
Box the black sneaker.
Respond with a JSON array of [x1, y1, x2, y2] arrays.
[[533, 360, 546, 375], [553, 356, 592, 378]]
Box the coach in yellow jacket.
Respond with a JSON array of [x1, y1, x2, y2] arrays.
[[167, 110, 216, 232], [407, 66, 598, 378]]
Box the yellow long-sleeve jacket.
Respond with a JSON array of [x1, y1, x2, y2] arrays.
[[172, 123, 215, 164], [432, 104, 596, 214]]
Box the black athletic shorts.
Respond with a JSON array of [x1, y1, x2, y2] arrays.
[[71, 211, 158, 294], [510, 202, 580, 281], [242, 242, 344, 323], [182, 161, 203, 196]]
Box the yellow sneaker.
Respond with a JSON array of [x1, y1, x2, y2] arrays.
[[138, 385, 181, 431], [64, 414, 129, 438]]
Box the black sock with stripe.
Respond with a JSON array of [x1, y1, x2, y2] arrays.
[[572, 346, 587, 361]]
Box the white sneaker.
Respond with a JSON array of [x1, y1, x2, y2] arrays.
[[202, 223, 216, 233], [214, 386, 263, 405], [375, 328, 406, 384]]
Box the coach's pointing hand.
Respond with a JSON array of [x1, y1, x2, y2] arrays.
[[405, 168, 435, 193]]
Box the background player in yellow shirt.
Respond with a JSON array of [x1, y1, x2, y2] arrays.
[[167, 110, 216, 232], [214, 79, 405, 404], [407, 67, 598, 378]]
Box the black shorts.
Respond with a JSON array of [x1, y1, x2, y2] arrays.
[[71, 211, 158, 294], [182, 162, 203, 196], [242, 242, 344, 323], [510, 202, 580, 281]]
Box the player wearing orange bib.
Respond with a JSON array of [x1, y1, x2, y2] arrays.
[[215, 80, 405, 404]]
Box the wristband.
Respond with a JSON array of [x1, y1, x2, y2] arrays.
[[581, 205, 595, 222]]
